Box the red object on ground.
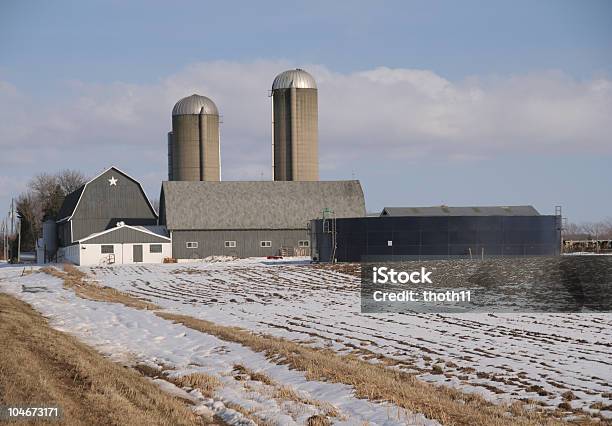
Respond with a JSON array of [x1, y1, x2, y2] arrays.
[[266, 256, 283, 260]]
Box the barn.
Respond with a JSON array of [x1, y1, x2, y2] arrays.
[[159, 180, 365, 259], [57, 166, 166, 265], [63, 223, 172, 265]]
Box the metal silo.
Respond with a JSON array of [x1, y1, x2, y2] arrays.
[[170, 94, 220, 181], [271, 69, 318, 181]]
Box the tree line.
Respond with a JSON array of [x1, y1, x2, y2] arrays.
[[563, 219, 612, 240], [11, 170, 87, 253]]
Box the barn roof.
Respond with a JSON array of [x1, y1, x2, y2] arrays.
[[57, 185, 85, 221], [160, 180, 366, 230], [57, 166, 157, 223], [380, 205, 540, 217], [77, 224, 170, 244]]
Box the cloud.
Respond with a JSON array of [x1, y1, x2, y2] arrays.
[[0, 60, 610, 214]]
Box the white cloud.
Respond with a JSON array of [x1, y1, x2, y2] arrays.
[[0, 61, 610, 214]]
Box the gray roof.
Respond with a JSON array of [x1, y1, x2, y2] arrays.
[[381, 205, 540, 217], [78, 224, 170, 244], [172, 94, 219, 116], [272, 69, 317, 90], [134, 225, 169, 238], [57, 184, 84, 220], [161, 180, 365, 230], [57, 166, 157, 222]]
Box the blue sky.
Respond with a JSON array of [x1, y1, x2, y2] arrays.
[[1, 0, 611, 222]]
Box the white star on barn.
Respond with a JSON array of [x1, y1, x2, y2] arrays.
[[108, 176, 118, 186]]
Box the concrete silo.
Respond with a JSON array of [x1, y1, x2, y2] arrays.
[[271, 69, 318, 181], [169, 94, 220, 181]]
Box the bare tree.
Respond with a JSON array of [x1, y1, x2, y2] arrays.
[[28, 173, 58, 204], [15, 169, 87, 250], [58, 169, 86, 194], [16, 192, 42, 251], [564, 219, 612, 240]]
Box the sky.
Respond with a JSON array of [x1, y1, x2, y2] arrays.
[[1, 0, 611, 223]]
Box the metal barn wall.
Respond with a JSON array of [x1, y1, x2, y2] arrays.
[[311, 215, 562, 262], [58, 222, 72, 247], [172, 229, 310, 259], [69, 169, 157, 242], [171, 114, 220, 181], [273, 88, 318, 181]]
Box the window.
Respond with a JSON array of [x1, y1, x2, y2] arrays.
[[101, 245, 114, 254], [224, 240, 236, 248], [260, 241, 272, 247], [186, 242, 198, 249], [298, 240, 310, 247], [150, 244, 162, 253]]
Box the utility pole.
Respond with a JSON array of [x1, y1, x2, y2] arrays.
[[1, 219, 5, 261], [3, 219, 7, 262], [10, 198, 15, 235], [17, 218, 21, 263]]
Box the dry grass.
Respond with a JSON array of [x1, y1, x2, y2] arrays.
[[311, 263, 361, 277], [0, 292, 206, 426], [170, 374, 222, 398], [306, 414, 332, 426], [233, 364, 274, 385], [232, 364, 340, 419], [42, 265, 596, 426], [159, 312, 572, 426], [41, 265, 157, 310], [272, 385, 340, 418]]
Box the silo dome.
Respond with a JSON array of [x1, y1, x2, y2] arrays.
[[272, 69, 317, 90], [172, 94, 219, 116]]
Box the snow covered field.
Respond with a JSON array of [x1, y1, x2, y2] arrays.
[[85, 259, 612, 418], [0, 264, 434, 426]]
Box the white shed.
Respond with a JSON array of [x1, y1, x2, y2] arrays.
[[63, 223, 172, 266]]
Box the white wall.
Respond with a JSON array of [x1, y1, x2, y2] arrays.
[[78, 242, 171, 266]]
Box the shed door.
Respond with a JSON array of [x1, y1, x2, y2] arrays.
[[133, 245, 143, 263]]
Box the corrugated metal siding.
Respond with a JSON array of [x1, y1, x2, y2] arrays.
[[58, 222, 71, 247], [172, 229, 309, 259], [72, 218, 158, 243], [312, 215, 562, 262], [82, 227, 170, 245]]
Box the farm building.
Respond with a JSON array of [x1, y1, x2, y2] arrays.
[[56, 166, 164, 265], [311, 205, 562, 262], [63, 223, 172, 265], [159, 180, 365, 259]]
